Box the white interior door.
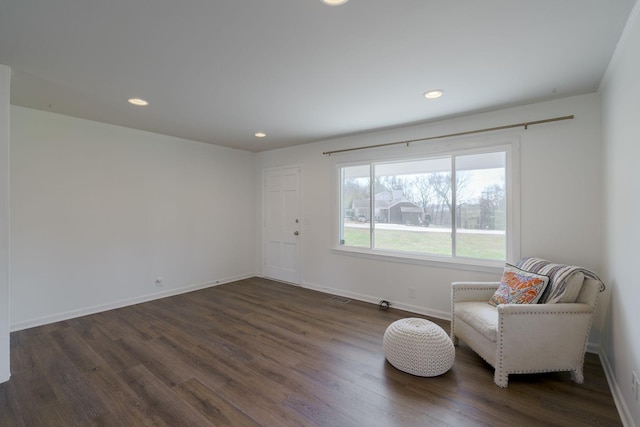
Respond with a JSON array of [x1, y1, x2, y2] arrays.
[[263, 167, 301, 284]]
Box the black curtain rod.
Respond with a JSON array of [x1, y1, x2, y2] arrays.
[[322, 115, 574, 156]]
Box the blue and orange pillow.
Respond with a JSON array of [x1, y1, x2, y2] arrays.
[[489, 264, 550, 306]]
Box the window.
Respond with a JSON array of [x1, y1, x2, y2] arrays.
[[336, 141, 518, 268]]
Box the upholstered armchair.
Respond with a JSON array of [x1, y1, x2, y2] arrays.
[[451, 276, 601, 387]]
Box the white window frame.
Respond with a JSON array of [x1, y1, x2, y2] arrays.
[[331, 135, 520, 273]]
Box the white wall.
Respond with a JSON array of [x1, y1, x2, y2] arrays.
[[256, 93, 604, 337], [600, 2, 640, 425], [10, 107, 256, 329], [0, 65, 10, 383]]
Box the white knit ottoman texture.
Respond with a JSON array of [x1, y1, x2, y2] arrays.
[[383, 318, 455, 377]]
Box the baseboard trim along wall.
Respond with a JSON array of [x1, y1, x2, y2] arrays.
[[300, 280, 451, 322], [10, 273, 254, 332], [599, 348, 636, 427]]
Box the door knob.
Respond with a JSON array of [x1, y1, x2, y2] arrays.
[[294, 231, 299, 236]]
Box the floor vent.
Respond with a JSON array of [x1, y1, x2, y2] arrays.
[[328, 295, 351, 304]]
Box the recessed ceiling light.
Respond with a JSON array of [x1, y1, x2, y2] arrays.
[[322, 0, 348, 5], [423, 90, 444, 99], [128, 98, 149, 106], [255, 132, 267, 138]]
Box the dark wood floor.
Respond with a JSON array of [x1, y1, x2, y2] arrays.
[[0, 277, 621, 426]]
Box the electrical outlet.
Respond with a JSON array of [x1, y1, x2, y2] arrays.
[[408, 287, 416, 299]]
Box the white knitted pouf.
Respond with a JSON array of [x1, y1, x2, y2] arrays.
[[383, 318, 455, 377]]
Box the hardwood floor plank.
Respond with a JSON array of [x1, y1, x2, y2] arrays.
[[121, 364, 213, 426], [289, 359, 458, 426], [0, 277, 623, 426], [83, 364, 167, 427], [0, 380, 24, 427], [175, 378, 260, 427], [28, 331, 107, 425], [49, 326, 106, 372], [6, 341, 63, 427], [117, 336, 192, 388], [213, 372, 316, 426], [151, 335, 234, 391]]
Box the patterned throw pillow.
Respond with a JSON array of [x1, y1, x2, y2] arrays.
[[489, 264, 550, 306]]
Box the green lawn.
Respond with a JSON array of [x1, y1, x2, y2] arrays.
[[343, 227, 505, 260]]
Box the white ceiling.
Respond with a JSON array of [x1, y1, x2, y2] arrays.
[[0, 0, 635, 152]]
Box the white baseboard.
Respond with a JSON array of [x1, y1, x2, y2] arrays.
[[600, 348, 637, 427], [587, 341, 601, 355], [0, 371, 9, 384], [300, 281, 451, 321], [10, 273, 254, 332]]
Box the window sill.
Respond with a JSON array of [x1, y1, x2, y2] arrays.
[[331, 246, 504, 274]]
